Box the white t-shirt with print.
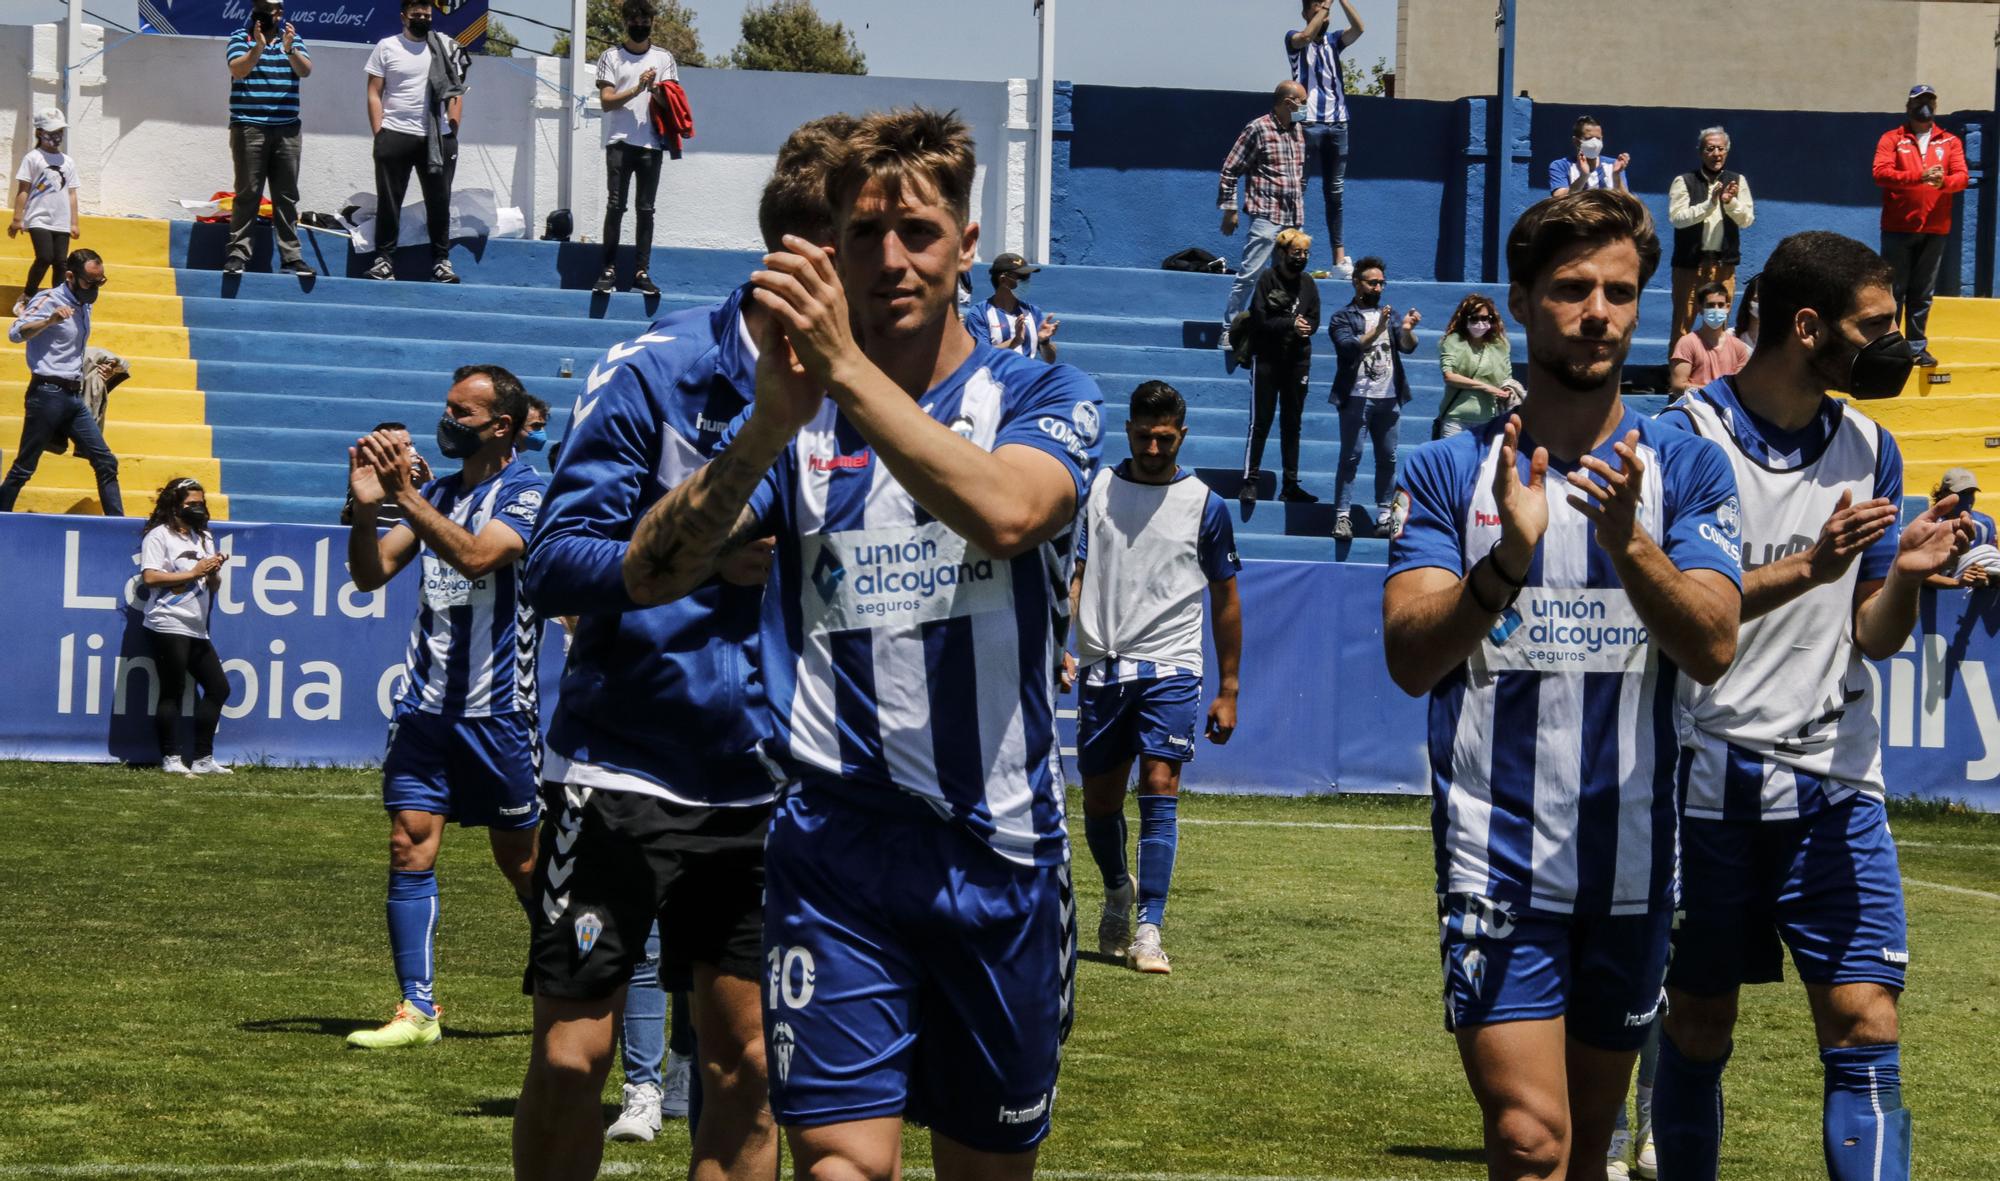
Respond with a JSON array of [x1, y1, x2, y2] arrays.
[[367, 34, 453, 138], [596, 45, 678, 149], [141, 525, 218, 639], [15, 149, 78, 232], [1354, 309, 1397, 400]]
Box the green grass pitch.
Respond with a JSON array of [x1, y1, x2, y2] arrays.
[[0, 763, 1995, 1179]]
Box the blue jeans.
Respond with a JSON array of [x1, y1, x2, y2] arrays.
[[619, 922, 695, 1087], [1304, 121, 1348, 255], [1224, 217, 1282, 325], [1881, 230, 1946, 351], [0, 377, 123, 514], [1334, 395, 1399, 516]]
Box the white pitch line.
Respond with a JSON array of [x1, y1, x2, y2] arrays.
[[911, 1171, 1459, 1181], [1903, 877, 2000, 903], [1183, 818, 1428, 832], [0, 1165, 640, 1178], [1895, 840, 2000, 852]]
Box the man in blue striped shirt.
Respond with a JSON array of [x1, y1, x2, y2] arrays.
[[1286, 0, 1365, 277], [224, 1, 313, 276]]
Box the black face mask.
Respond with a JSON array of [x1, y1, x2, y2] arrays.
[[437, 415, 491, 458], [1841, 330, 1917, 399], [70, 281, 100, 305], [407, 15, 432, 37], [627, 24, 652, 41], [181, 505, 211, 530]]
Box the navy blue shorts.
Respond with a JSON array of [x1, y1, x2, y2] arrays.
[[1439, 893, 1669, 1052], [381, 706, 541, 830], [1669, 792, 1909, 995], [1076, 673, 1200, 775], [762, 786, 1076, 1153]]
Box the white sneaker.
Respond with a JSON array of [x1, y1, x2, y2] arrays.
[[1128, 922, 1171, 974], [1606, 1162, 1631, 1180], [1634, 1128, 1657, 1179], [660, 1050, 692, 1119], [1606, 1126, 1633, 1179], [161, 756, 192, 775], [189, 757, 233, 775], [1098, 879, 1135, 957], [1335, 257, 1355, 279], [606, 1081, 663, 1143]]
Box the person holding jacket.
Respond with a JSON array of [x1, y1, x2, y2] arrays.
[[1328, 255, 1418, 538], [1240, 227, 1320, 501], [1872, 83, 1967, 368]]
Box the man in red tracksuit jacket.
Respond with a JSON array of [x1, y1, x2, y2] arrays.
[[1872, 82, 1968, 368]]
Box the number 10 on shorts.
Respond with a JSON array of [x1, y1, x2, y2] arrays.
[[767, 945, 816, 1010]]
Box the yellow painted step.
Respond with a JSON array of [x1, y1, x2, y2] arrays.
[[0, 212, 172, 267], [0, 353, 198, 389], [87, 386, 206, 419], [1898, 361, 2000, 398], [1928, 297, 2000, 341], [0, 288, 185, 326], [1857, 394, 2000, 435], [0, 416, 210, 454], [7, 449, 220, 490], [10, 486, 231, 519], [0, 269, 180, 304], [1883, 427, 2000, 465]]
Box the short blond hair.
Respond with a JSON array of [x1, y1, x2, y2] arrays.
[[826, 107, 977, 229], [1276, 228, 1313, 254]]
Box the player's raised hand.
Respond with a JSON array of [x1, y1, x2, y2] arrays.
[[358, 429, 414, 497], [1893, 493, 1968, 579], [348, 445, 387, 506], [1568, 428, 1648, 555], [1492, 414, 1549, 572], [747, 305, 826, 435], [1805, 488, 1897, 584], [750, 234, 859, 386]]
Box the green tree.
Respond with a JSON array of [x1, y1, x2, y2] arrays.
[[1340, 55, 1389, 97], [482, 13, 517, 57], [725, 0, 865, 75], [553, 0, 707, 67]]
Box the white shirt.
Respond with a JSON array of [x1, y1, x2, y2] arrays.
[[15, 149, 78, 232], [1355, 309, 1396, 399], [366, 34, 449, 138], [595, 45, 678, 149], [140, 525, 217, 639]]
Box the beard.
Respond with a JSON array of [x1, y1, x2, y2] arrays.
[[1806, 332, 1852, 395], [1527, 326, 1630, 393]]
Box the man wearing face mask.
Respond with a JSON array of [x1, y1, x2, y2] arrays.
[[1219, 81, 1309, 333], [1654, 231, 1959, 1181], [1328, 255, 1419, 539], [1549, 115, 1629, 198], [967, 253, 1059, 362], [1667, 127, 1753, 344], [1668, 282, 1750, 394], [342, 363, 547, 1051], [2, 248, 122, 515], [1240, 227, 1320, 501], [365, 0, 471, 283], [593, 0, 678, 297], [519, 395, 551, 457], [1872, 84, 1967, 370]]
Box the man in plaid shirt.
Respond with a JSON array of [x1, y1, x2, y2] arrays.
[[1220, 81, 1309, 330]]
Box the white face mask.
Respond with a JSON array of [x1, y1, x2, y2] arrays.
[[1467, 319, 1493, 340], [1579, 137, 1604, 159]]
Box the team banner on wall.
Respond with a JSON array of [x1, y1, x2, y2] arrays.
[[138, 0, 489, 49], [0, 514, 1995, 810]]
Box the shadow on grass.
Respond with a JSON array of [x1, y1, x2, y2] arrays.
[[239, 1016, 531, 1040], [1385, 1145, 1487, 1163], [1078, 950, 1126, 967]]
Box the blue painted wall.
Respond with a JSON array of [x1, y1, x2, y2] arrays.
[[1053, 81, 2000, 294]]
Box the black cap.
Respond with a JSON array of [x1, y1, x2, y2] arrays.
[[990, 252, 1041, 278]]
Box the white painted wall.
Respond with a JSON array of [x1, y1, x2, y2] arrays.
[[2, 25, 1032, 259]]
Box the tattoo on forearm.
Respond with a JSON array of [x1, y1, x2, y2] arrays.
[[627, 450, 768, 601]]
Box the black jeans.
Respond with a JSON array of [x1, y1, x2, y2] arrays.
[[372, 129, 458, 262], [603, 141, 664, 271], [150, 631, 231, 760], [22, 228, 68, 297], [1881, 230, 1947, 350], [228, 121, 304, 265], [1247, 352, 1310, 484], [0, 377, 123, 514]]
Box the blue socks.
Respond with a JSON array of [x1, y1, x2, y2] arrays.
[[1083, 810, 1130, 891], [386, 869, 440, 1017], [1654, 1032, 1728, 1181], [1822, 1043, 1911, 1181], [1136, 795, 1179, 926]]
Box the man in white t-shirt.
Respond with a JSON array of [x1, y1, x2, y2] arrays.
[[593, 0, 678, 297], [364, 0, 470, 283]]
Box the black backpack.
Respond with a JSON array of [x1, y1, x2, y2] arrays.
[[1162, 247, 1228, 274]]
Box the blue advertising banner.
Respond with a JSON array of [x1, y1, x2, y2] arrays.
[[138, 0, 489, 50], [0, 515, 1994, 810]]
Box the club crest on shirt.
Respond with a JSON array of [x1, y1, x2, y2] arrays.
[[574, 911, 604, 957], [1071, 401, 1101, 445], [771, 1020, 796, 1082]]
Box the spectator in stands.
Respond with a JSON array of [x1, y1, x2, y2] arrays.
[[1549, 115, 1629, 197], [519, 396, 550, 454], [1927, 469, 1998, 588], [1667, 127, 1753, 343], [365, 0, 471, 284], [966, 253, 1058, 362], [592, 0, 676, 297], [1242, 227, 1319, 502], [1873, 83, 1967, 368], [1329, 255, 1419, 539], [1434, 293, 1520, 439], [1219, 81, 1308, 332], [7, 109, 80, 314], [2, 249, 121, 515], [224, 0, 314, 277], [1286, 0, 1365, 278], [1734, 272, 1761, 350], [1669, 281, 1751, 393], [139, 478, 232, 776], [339, 421, 429, 526]]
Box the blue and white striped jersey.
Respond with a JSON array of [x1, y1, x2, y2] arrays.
[[1388, 409, 1743, 915], [1664, 379, 1902, 821], [1285, 27, 1349, 125], [733, 340, 1104, 867], [397, 460, 546, 718], [965, 297, 1046, 359], [1074, 462, 1239, 686]]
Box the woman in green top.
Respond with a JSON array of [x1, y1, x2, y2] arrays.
[[1434, 292, 1520, 438]]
